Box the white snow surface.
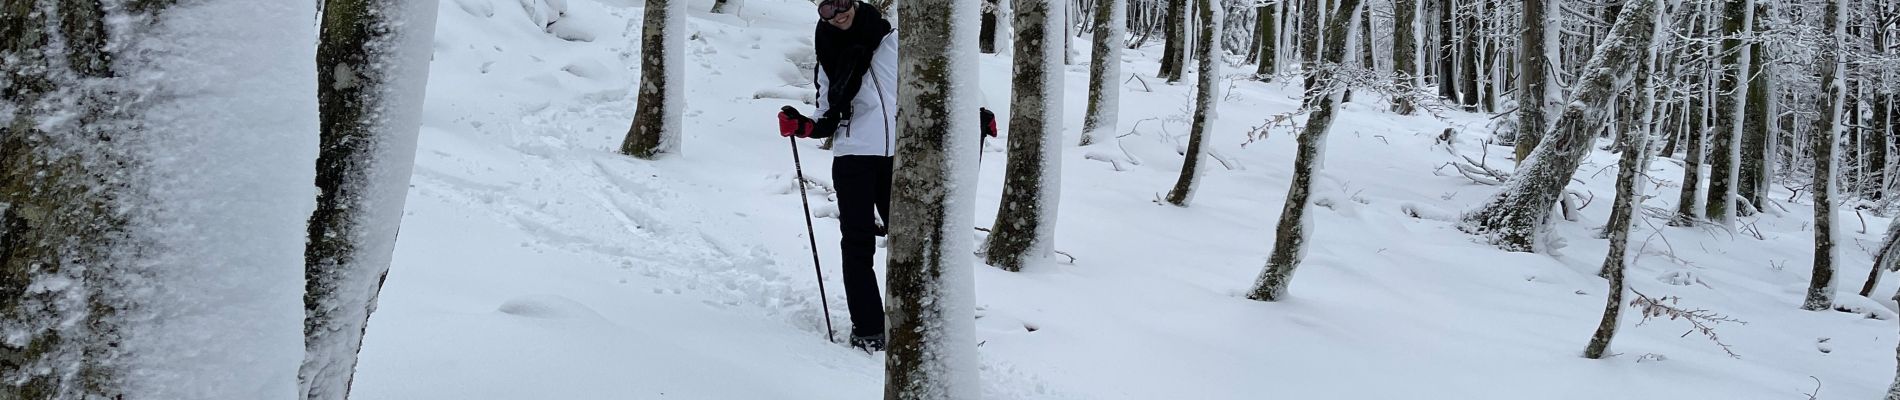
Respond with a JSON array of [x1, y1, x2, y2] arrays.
[[346, 0, 1900, 398]]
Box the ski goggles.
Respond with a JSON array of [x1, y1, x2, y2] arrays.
[[818, 0, 854, 20]]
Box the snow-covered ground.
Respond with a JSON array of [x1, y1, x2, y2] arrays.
[[351, 0, 1900, 398]]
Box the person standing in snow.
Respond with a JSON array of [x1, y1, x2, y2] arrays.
[[776, 0, 995, 352]]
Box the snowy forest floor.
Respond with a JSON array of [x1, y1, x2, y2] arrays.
[[350, 0, 1900, 398]]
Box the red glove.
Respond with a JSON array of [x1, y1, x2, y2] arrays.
[[979, 108, 999, 137], [779, 106, 816, 138]]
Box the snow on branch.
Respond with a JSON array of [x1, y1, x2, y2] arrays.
[[1629, 288, 1746, 358]]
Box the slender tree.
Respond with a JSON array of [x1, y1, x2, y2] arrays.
[[1457, 0, 1480, 111], [1248, 0, 1364, 301], [1459, 0, 1663, 252], [1586, 0, 1664, 358], [988, 0, 1066, 271], [1300, 0, 1325, 103], [885, 0, 980, 394], [1738, 2, 1770, 209], [1256, 2, 1280, 79], [302, 1, 440, 399], [621, 0, 685, 158], [1159, 0, 1189, 82], [1391, 0, 1418, 114], [1163, 0, 1223, 206], [1081, 0, 1127, 146], [1671, 11, 1709, 227], [1803, 0, 1846, 312], [1704, 0, 1749, 225], [1435, 0, 1457, 101], [1514, 0, 1553, 163]]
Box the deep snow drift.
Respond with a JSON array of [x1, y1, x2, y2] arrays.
[[349, 0, 1900, 398]]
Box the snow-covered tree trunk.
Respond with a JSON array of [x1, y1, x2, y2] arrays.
[[302, 1, 439, 399], [1391, 0, 1417, 114], [1513, 0, 1554, 163], [1163, 0, 1223, 207], [1459, 0, 1661, 252], [1248, 0, 1362, 302], [1803, 0, 1846, 312], [885, 0, 980, 394], [621, 0, 685, 158], [3, 1, 318, 398], [1255, 2, 1279, 78], [1738, 2, 1770, 210], [1159, 0, 1189, 82], [988, 0, 1066, 272], [1703, 0, 1749, 225], [1298, 0, 1323, 103], [1672, 92, 1707, 226], [1080, 0, 1126, 146], [1586, 5, 1664, 358]]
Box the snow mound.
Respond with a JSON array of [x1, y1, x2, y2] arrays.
[[497, 294, 605, 320]]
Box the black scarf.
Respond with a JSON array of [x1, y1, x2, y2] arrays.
[[813, 3, 892, 121]]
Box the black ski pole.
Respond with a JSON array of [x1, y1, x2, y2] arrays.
[[789, 136, 837, 342]]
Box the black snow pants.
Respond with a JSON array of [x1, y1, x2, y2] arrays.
[[833, 155, 891, 338]]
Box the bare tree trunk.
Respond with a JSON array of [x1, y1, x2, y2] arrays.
[[1459, 0, 1662, 252], [1159, 0, 1188, 82], [1249, 0, 1363, 302], [1081, 0, 1126, 145], [1391, 0, 1417, 114], [621, 0, 684, 158], [1163, 0, 1223, 206], [1300, 0, 1324, 103], [988, 0, 1065, 272], [885, 0, 980, 394], [1435, 0, 1457, 102], [1703, 0, 1748, 225], [1457, 0, 1479, 111], [1513, 0, 1552, 163], [1803, 0, 1846, 312], [1256, 2, 1279, 78], [1738, 2, 1770, 209], [1585, 5, 1664, 357], [1, 3, 133, 396], [302, 1, 439, 399]]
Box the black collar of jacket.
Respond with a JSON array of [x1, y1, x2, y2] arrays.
[[813, 3, 891, 121]]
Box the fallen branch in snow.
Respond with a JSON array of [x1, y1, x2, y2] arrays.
[[1803, 376, 1821, 400], [1629, 288, 1746, 358], [1124, 74, 1153, 93]]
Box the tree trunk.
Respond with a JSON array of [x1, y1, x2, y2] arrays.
[[1738, 3, 1770, 209], [1672, 91, 1707, 226], [1703, 0, 1747, 225], [1861, 219, 1900, 297], [5, 1, 320, 398], [1585, 8, 1663, 358], [621, 0, 685, 158], [1459, 0, 1662, 252], [1255, 2, 1278, 78], [1, 3, 133, 396], [1159, 0, 1188, 82], [1249, 0, 1363, 302], [988, 0, 1066, 272], [1300, 0, 1324, 103], [1513, 0, 1551, 163], [1803, 0, 1845, 312], [884, 0, 980, 394], [711, 0, 729, 13], [1456, 0, 1479, 111], [302, 1, 439, 399], [1435, 0, 1457, 102], [982, 2, 999, 53], [1081, 0, 1126, 145], [1164, 0, 1223, 206], [1391, 0, 1417, 114]]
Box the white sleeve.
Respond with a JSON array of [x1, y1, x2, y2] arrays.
[[813, 64, 831, 117]]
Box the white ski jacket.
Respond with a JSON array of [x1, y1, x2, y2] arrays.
[[814, 30, 899, 157]]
